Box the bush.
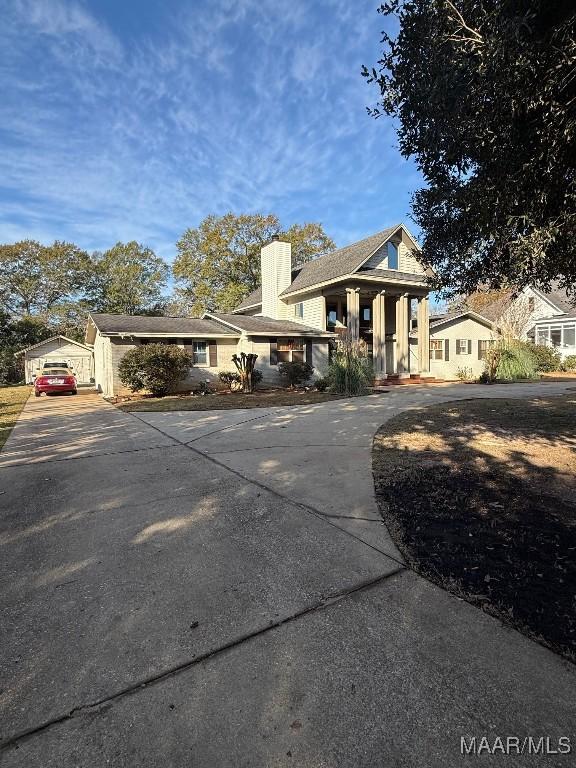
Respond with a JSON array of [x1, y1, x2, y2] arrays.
[[562, 354, 576, 372], [278, 360, 314, 388], [495, 342, 538, 381], [218, 370, 241, 389], [252, 369, 263, 387], [525, 343, 562, 372], [118, 344, 192, 397], [328, 337, 373, 396], [456, 366, 474, 382], [315, 376, 329, 392]]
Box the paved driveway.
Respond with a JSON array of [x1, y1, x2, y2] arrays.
[[1, 384, 575, 767]]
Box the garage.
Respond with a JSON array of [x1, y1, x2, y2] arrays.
[[17, 335, 94, 385]]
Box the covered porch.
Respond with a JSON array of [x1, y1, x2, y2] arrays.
[[324, 286, 431, 381]]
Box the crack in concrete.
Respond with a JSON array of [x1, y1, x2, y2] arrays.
[[0, 566, 406, 752], [0, 443, 180, 471]]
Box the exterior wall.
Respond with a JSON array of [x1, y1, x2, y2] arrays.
[[429, 317, 498, 380], [287, 292, 326, 331], [93, 334, 113, 396], [261, 240, 292, 319], [363, 243, 391, 271], [24, 339, 94, 384]]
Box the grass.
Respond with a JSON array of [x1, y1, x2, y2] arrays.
[[372, 394, 576, 662], [117, 389, 347, 412], [0, 385, 30, 449]]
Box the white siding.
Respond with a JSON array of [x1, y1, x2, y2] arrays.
[[287, 292, 325, 331], [24, 339, 93, 384], [363, 243, 391, 271]]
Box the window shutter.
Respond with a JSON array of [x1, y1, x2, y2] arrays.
[[468, 339, 472, 355], [444, 339, 450, 361], [208, 341, 217, 367], [478, 340, 482, 359], [306, 340, 313, 364], [269, 339, 278, 365], [456, 339, 461, 355]]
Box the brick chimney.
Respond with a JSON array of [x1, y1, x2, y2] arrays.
[[260, 235, 292, 319]]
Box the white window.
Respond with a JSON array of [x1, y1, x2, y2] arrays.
[[294, 303, 304, 319], [193, 341, 207, 365], [456, 339, 470, 355], [430, 339, 444, 360], [536, 327, 549, 345], [564, 325, 575, 348], [478, 340, 495, 360], [277, 339, 304, 363], [550, 327, 562, 347]]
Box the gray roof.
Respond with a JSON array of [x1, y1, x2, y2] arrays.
[[208, 313, 332, 336], [279, 225, 402, 296], [537, 283, 576, 314], [233, 287, 262, 311], [89, 313, 237, 336], [356, 268, 428, 284]]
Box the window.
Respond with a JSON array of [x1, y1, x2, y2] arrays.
[[456, 339, 470, 355], [478, 339, 495, 360], [550, 328, 562, 347], [362, 307, 371, 322], [277, 339, 304, 363], [193, 341, 207, 364], [326, 304, 338, 328], [564, 325, 575, 348], [294, 303, 304, 319], [430, 339, 444, 360], [528, 296, 535, 312], [387, 242, 399, 269], [536, 327, 549, 345]]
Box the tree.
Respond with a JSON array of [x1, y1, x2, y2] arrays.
[[90, 242, 169, 315], [0, 240, 91, 317], [0, 311, 52, 384], [173, 213, 335, 315], [363, 1, 575, 297], [118, 344, 193, 397]]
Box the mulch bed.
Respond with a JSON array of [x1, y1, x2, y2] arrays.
[[373, 395, 576, 663]]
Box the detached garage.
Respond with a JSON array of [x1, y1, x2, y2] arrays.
[[17, 336, 94, 384]]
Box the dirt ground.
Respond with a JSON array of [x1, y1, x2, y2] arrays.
[[117, 388, 346, 412], [372, 393, 576, 662]]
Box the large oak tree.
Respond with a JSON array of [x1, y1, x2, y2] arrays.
[[172, 213, 335, 315], [363, 0, 575, 297]]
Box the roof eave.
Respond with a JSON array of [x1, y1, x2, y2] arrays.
[[280, 271, 429, 299]]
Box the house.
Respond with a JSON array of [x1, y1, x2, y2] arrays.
[[86, 223, 438, 395], [15, 335, 94, 384], [421, 310, 499, 380]]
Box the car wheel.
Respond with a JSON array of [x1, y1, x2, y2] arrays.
[[35, 391, 41, 397], [71, 390, 77, 395]]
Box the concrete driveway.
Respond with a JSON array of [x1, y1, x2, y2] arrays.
[[1, 384, 575, 767]]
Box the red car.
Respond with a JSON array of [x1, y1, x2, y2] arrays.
[[34, 368, 77, 397]]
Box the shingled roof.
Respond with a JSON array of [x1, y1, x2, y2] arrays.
[[233, 287, 262, 311], [207, 313, 333, 336], [279, 225, 402, 297], [88, 313, 237, 336]]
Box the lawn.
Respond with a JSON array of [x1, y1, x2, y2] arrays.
[[0, 385, 30, 449], [117, 389, 347, 412], [372, 394, 576, 662]]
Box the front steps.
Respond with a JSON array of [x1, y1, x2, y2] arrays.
[[372, 374, 442, 387]]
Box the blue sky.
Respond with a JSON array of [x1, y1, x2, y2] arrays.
[[0, 0, 423, 262]]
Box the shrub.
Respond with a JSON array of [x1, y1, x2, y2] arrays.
[[525, 343, 562, 372], [278, 360, 314, 388], [118, 344, 192, 397], [562, 354, 576, 372], [252, 369, 263, 387], [218, 371, 241, 389], [495, 342, 538, 381], [456, 366, 474, 382], [314, 376, 329, 392], [328, 337, 373, 396]]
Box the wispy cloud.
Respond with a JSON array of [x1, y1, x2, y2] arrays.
[[0, 0, 421, 259]]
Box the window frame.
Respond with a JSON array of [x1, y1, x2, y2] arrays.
[[192, 340, 208, 366], [294, 302, 304, 319], [430, 338, 444, 361], [276, 338, 305, 364], [456, 338, 470, 355], [478, 339, 495, 360]]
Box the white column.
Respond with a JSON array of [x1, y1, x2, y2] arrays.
[[372, 290, 386, 378], [417, 295, 430, 374], [346, 288, 360, 341], [396, 293, 410, 376]]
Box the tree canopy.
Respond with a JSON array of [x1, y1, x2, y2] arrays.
[[89, 241, 169, 315], [363, 0, 575, 297], [172, 213, 335, 315], [0, 240, 91, 317]]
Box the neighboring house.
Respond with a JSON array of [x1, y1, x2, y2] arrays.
[[417, 311, 499, 380], [15, 335, 94, 384], [86, 223, 440, 395]]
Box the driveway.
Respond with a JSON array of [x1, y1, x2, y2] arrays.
[[1, 384, 575, 767]]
